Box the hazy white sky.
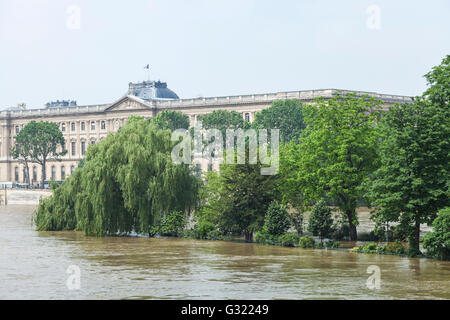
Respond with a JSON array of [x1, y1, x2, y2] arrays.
[[0, 0, 449, 108]]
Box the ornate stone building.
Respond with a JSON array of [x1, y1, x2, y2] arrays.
[[0, 80, 412, 185]]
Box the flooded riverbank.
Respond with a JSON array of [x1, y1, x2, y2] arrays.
[[0, 205, 449, 299]]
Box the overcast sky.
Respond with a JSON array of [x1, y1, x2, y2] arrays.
[[0, 0, 449, 108]]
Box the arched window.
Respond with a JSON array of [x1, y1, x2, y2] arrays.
[[71, 141, 76, 156], [81, 122, 85, 131], [51, 166, 56, 180], [61, 123, 66, 132], [33, 166, 37, 182], [71, 122, 75, 131], [245, 113, 250, 122], [101, 121, 106, 130], [81, 141, 86, 155], [61, 166, 66, 180], [14, 167, 19, 181], [91, 121, 96, 130], [15, 126, 20, 134]]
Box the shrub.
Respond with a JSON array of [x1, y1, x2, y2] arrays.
[[307, 200, 334, 241], [332, 223, 350, 240], [263, 201, 291, 236], [326, 240, 340, 248], [358, 231, 379, 242], [299, 236, 315, 248], [159, 211, 186, 236], [280, 233, 300, 247], [423, 207, 450, 260], [385, 242, 406, 254]]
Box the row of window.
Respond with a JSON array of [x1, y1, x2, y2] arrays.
[[68, 140, 97, 156], [14, 165, 76, 182], [61, 120, 106, 132], [14, 120, 107, 135]]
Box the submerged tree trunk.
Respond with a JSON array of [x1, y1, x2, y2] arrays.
[[244, 230, 253, 242], [346, 209, 358, 241], [409, 214, 421, 256]]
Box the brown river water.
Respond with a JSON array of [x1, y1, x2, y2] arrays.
[[0, 205, 449, 300]]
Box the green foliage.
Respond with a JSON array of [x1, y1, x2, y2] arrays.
[[288, 211, 304, 236], [279, 233, 300, 247], [298, 236, 315, 248], [203, 159, 279, 242], [366, 56, 449, 255], [12, 120, 67, 186], [263, 200, 290, 236], [151, 110, 190, 131], [34, 116, 200, 236], [423, 207, 450, 260], [197, 110, 249, 140], [150, 210, 186, 237], [307, 200, 334, 241], [49, 180, 60, 190], [385, 242, 406, 255], [252, 99, 305, 143], [281, 93, 382, 240], [351, 241, 406, 255], [423, 54, 449, 106]]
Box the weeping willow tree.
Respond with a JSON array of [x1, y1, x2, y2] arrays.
[[34, 116, 200, 236]]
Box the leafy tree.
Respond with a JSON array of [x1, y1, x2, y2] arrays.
[[281, 93, 381, 240], [211, 159, 280, 242], [197, 110, 249, 138], [151, 110, 190, 131], [263, 200, 291, 236], [423, 54, 449, 106], [252, 99, 305, 142], [423, 207, 450, 260], [10, 132, 33, 185], [35, 116, 200, 236], [15, 121, 67, 187], [367, 56, 449, 255], [307, 200, 334, 242], [367, 99, 449, 255]]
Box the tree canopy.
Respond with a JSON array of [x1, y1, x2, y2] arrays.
[[34, 116, 200, 236], [252, 99, 305, 143], [366, 56, 449, 255], [151, 110, 190, 131], [281, 94, 382, 240], [12, 121, 66, 186]]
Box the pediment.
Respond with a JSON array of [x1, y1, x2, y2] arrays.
[[105, 95, 154, 112]]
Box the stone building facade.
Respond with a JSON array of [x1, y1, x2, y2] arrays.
[[0, 80, 412, 185]]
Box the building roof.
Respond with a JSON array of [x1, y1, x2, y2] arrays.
[[128, 80, 179, 101]]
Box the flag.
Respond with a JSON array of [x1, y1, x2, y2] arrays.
[[144, 64, 150, 70]]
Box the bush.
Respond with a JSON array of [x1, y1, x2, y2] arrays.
[[423, 207, 450, 260], [351, 241, 406, 255], [255, 228, 280, 245], [299, 236, 315, 248], [358, 231, 380, 242], [332, 223, 350, 240], [263, 201, 291, 236], [307, 200, 334, 241], [325, 240, 340, 248], [150, 211, 186, 237], [385, 242, 406, 254], [279, 233, 300, 247]]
